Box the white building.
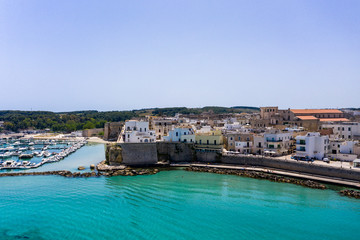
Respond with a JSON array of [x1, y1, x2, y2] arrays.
[[119, 120, 156, 143], [295, 132, 329, 160], [235, 140, 253, 154], [264, 130, 292, 155], [327, 140, 359, 162], [321, 122, 360, 140], [163, 127, 195, 143]]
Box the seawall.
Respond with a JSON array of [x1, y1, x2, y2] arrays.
[[106, 143, 360, 182]]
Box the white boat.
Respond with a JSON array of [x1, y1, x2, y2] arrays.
[[0, 152, 12, 159], [43, 151, 51, 158]]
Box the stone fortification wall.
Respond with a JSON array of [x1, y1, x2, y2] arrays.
[[104, 122, 122, 141], [105, 144, 122, 166], [221, 155, 360, 181], [120, 143, 158, 166], [156, 142, 196, 162], [106, 143, 360, 181], [82, 128, 104, 137], [196, 151, 222, 163]]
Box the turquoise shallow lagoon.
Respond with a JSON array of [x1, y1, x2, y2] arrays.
[[0, 145, 360, 240]]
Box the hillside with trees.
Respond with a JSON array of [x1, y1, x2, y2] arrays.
[[0, 106, 259, 132]]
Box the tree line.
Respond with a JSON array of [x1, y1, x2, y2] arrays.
[[0, 106, 259, 132]]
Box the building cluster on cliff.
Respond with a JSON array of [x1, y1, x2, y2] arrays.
[[106, 107, 360, 165]]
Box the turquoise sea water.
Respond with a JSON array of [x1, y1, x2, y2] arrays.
[[0, 145, 360, 240]]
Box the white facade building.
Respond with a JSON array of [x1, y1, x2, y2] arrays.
[[119, 120, 156, 143], [295, 132, 329, 160], [235, 141, 253, 154], [163, 127, 195, 143], [264, 130, 292, 155], [321, 122, 360, 140]]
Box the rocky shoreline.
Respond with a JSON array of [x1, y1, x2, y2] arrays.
[[339, 189, 360, 199], [99, 168, 159, 176], [186, 166, 327, 189]]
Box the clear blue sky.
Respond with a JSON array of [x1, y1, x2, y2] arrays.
[[1, 0, 359, 111]]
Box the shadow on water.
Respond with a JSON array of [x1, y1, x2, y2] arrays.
[[1, 229, 46, 240]]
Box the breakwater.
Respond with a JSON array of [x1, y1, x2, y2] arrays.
[[0, 167, 160, 178], [340, 189, 360, 199], [186, 166, 327, 189], [0, 170, 99, 178]]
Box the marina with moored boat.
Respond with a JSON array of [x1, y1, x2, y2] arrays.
[[0, 138, 87, 170]]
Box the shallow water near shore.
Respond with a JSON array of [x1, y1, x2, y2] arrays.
[[0, 169, 359, 240]]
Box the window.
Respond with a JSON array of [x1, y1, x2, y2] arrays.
[[176, 132, 178, 137], [238, 137, 241, 141], [214, 140, 217, 145], [159, 129, 161, 132], [184, 132, 187, 135], [230, 137, 233, 140], [199, 140, 202, 144], [348, 127, 351, 131], [144, 128, 147, 132], [207, 140, 209, 145], [140, 128, 142, 132]]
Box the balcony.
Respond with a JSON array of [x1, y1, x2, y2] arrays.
[[266, 139, 282, 142], [296, 141, 306, 145]]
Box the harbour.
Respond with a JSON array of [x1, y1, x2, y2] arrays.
[[0, 138, 87, 170]]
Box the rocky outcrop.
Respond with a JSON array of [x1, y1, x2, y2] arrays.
[[100, 168, 159, 177], [96, 160, 126, 171], [339, 189, 360, 199], [186, 166, 327, 189]]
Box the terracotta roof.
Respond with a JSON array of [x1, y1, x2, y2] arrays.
[[319, 118, 349, 122], [291, 109, 343, 114], [296, 116, 318, 120]]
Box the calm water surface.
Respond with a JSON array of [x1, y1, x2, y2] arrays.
[[0, 145, 359, 240]]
